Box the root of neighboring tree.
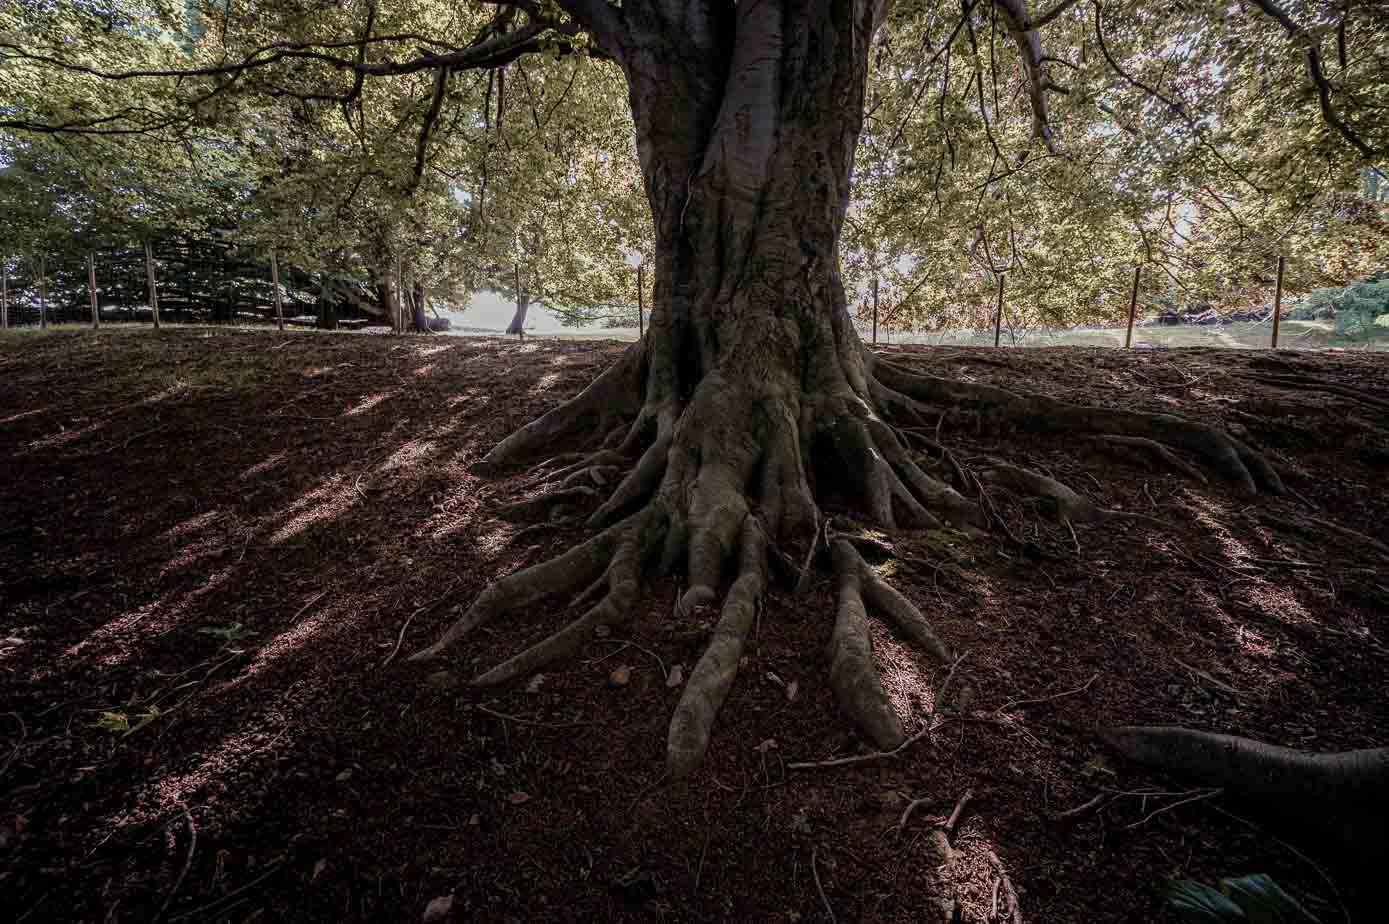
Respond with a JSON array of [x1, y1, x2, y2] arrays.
[[406, 340, 1285, 779], [1242, 373, 1389, 414], [1102, 726, 1389, 866]]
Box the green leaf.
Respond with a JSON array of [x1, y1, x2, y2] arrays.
[[1164, 879, 1246, 923], [1221, 875, 1322, 924]]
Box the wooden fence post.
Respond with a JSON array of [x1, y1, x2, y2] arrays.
[[637, 263, 645, 338], [38, 254, 47, 329], [872, 275, 880, 346], [145, 241, 161, 329], [1271, 255, 1285, 349], [1124, 264, 1142, 349], [993, 272, 1005, 348], [88, 252, 100, 329], [270, 248, 285, 331]]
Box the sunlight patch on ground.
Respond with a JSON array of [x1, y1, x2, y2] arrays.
[[23, 418, 107, 453], [379, 438, 438, 473], [868, 615, 935, 728], [268, 475, 356, 545], [343, 390, 398, 416], [415, 343, 457, 358], [161, 509, 223, 540], [413, 362, 438, 378], [531, 371, 562, 392], [46, 568, 235, 677], [240, 450, 288, 480]]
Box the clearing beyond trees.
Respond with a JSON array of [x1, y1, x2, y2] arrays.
[[3, 329, 1388, 922]]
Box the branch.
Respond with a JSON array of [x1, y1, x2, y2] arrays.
[[992, 0, 1063, 153], [409, 68, 451, 192], [1246, 0, 1380, 162], [1091, 2, 1263, 194]]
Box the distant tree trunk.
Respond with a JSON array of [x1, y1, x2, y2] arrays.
[[506, 263, 529, 338], [88, 252, 100, 329], [38, 254, 47, 329], [316, 276, 339, 330], [270, 248, 285, 331], [410, 281, 429, 333], [2, 256, 8, 329], [144, 241, 161, 329]]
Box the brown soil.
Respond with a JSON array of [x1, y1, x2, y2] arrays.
[[2, 328, 1387, 923]]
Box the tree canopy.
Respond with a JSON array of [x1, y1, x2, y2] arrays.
[[1, 0, 1385, 329]]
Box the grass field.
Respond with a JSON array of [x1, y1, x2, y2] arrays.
[[9, 316, 1389, 351]]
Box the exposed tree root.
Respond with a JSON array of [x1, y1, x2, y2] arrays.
[[1103, 726, 1389, 864], [410, 340, 1285, 781], [978, 460, 1109, 524], [496, 485, 598, 520], [667, 517, 766, 779], [1090, 435, 1209, 486], [829, 539, 906, 750], [872, 358, 1282, 495], [827, 539, 956, 748], [1243, 373, 1389, 414]]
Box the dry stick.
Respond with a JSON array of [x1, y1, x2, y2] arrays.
[[788, 723, 934, 770], [943, 787, 974, 836], [1271, 254, 1285, 349], [812, 846, 837, 924], [0, 711, 28, 782], [1124, 263, 1141, 349], [473, 703, 597, 729], [167, 862, 283, 922], [897, 797, 937, 835], [1172, 656, 1246, 696], [993, 672, 1098, 715], [270, 248, 285, 332], [1124, 787, 1222, 829], [152, 808, 196, 923], [1052, 792, 1112, 821], [933, 651, 968, 718], [982, 846, 1024, 924]]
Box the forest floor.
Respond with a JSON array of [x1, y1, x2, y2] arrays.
[[3, 327, 1388, 924]]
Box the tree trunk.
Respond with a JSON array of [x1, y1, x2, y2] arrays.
[[270, 248, 285, 331], [317, 277, 338, 330], [507, 263, 528, 338], [409, 281, 429, 333], [38, 254, 47, 329], [413, 0, 1282, 782], [88, 252, 100, 329], [144, 241, 160, 330]]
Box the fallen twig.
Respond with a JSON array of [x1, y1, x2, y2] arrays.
[[0, 711, 27, 782], [993, 672, 1098, 715], [474, 704, 597, 729], [789, 723, 935, 770], [982, 846, 1024, 924], [382, 582, 460, 669], [152, 808, 196, 924], [1052, 792, 1112, 822], [942, 787, 974, 836], [1124, 787, 1222, 829], [896, 797, 936, 835], [812, 846, 837, 924]]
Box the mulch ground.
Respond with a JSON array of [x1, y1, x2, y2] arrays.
[[2, 327, 1387, 923]]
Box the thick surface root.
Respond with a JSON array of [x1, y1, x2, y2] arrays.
[[829, 539, 905, 750], [872, 358, 1282, 495], [666, 517, 766, 779], [1104, 725, 1389, 864]]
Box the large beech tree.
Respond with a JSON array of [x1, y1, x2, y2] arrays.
[[4, 0, 1388, 861]]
